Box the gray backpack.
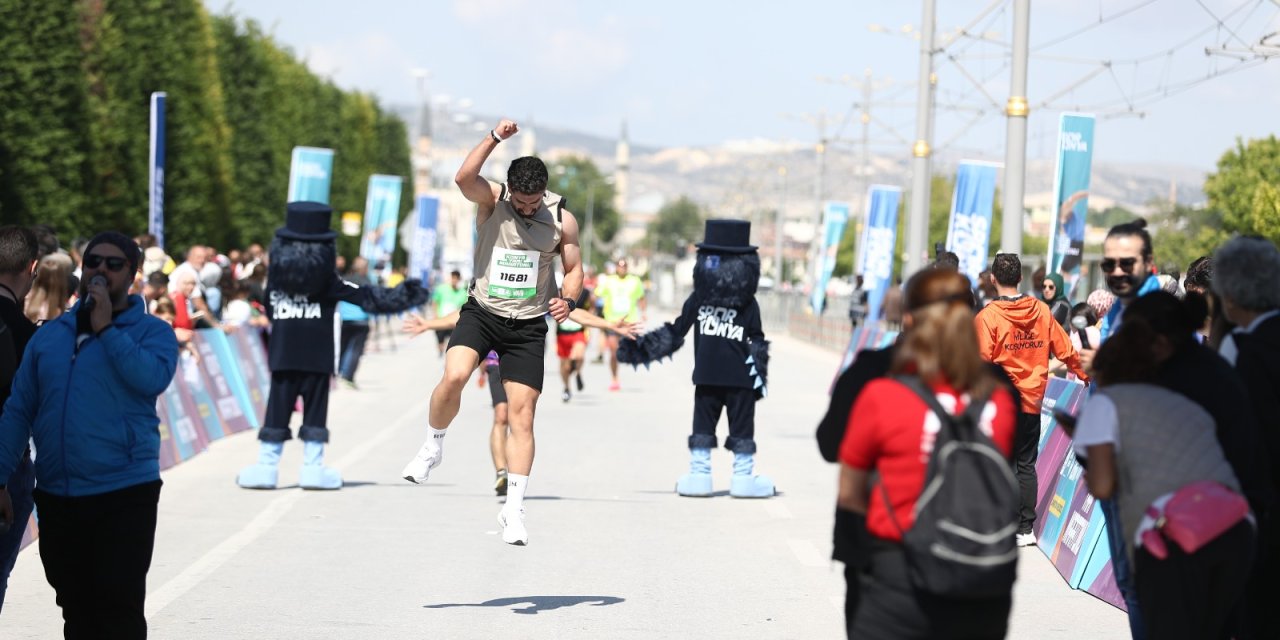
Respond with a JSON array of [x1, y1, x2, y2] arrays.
[[880, 375, 1020, 598]]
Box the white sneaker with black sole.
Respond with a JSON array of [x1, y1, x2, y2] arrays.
[[498, 508, 528, 546], [401, 445, 442, 484], [1016, 532, 1037, 547]]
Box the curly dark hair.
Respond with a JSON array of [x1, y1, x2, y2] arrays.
[[1183, 256, 1212, 293], [990, 253, 1022, 287], [507, 156, 548, 194], [1106, 218, 1153, 259]]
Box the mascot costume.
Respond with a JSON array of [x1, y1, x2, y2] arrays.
[[237, 202, 429, 490], [619, 219, 775, 498]]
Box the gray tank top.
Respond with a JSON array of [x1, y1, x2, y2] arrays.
[[470, 183, 564, 319]]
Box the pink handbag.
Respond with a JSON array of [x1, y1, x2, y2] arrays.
[[1141, 481, 1249, 560]]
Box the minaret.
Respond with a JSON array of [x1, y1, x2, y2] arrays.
[[520, 117, 537, 158], [613, 120, 630, 215], [412, 83, 433, 195]]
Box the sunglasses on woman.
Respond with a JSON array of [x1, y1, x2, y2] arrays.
[[84, 254, 130, 272]]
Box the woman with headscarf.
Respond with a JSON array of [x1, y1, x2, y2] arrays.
[[1041, 273, 1071, 330]]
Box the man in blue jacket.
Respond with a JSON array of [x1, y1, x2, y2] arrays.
[[0, 231, 178, 639]]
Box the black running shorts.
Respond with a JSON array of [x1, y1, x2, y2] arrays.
[[449, 297, 548, 393], [486, 363, 507, 406]]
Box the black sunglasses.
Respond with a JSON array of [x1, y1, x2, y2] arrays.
[[84, 254, 130, 272], [1100, 257, 1139, 273]]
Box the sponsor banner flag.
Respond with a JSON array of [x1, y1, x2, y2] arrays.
[[945, 161, 1000, 286], [230, 328, 272, 420], [199, 329, 260, 429], [193, 332, 253, 434], [148, 92, 166, 248], [1047, 114, 1096, 299], [1033, 377, 1126, 610], [810, 202, 851, 314], [862, 185, 903, 323], [410, 195, 440, 286], [287, 146, 335, 204], [360, 174, 404, 269]]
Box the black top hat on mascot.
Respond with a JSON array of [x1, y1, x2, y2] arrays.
[[276, 201, 338, 241], [696, 219, 756, 254]]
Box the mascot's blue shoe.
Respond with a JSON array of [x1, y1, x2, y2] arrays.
[[676, 448, 714, 497], [729, 452, 776, 499], [299, 440, 343, 490], [237, 441, 283, 489]]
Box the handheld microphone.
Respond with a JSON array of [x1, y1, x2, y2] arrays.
[[82, 275, 108, 314], [1071, 315, 1091, 350]]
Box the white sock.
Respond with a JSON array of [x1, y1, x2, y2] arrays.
[[504, 473, 529, 513], [422, 427, 447, 456]]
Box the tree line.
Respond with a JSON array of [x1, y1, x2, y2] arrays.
[[0, 1, 411, 257]]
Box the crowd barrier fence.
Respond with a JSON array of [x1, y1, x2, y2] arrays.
[[18, 328, 270, 549]]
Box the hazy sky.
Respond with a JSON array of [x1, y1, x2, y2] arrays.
[[204, 0, 1279, 169]]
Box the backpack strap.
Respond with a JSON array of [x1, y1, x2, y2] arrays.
[[878, 375, 994, 541], [893, 374, 991, 436]]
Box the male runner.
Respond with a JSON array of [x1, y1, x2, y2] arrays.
[[430, 270, 468, 358], [595, 257, 645, 391], [399, 119, 582, 546]]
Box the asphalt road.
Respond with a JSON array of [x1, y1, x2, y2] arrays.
[[2, 321, 1129, 638]]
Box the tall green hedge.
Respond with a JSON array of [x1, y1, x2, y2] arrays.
[[0, 1, 412, 258]]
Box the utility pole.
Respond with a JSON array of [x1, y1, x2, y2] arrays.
[[775, 166, 788, 287], [1001, 0, 1030, 256], [905, 0, 937, 275]]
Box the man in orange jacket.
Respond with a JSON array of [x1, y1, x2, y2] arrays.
[[976, 253, 1090, 547]]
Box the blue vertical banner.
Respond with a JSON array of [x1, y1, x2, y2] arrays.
[[409, 195, 440, 285], [945, 160, 1001, 286], [863, 185, 903, 323], [1047, 113, 1096, 298], [287, 146, 335, 204], [810, 201, 851, 314], [359, 174, 404, 269], [148, 92, 166, 248]]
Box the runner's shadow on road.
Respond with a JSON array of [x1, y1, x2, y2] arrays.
[[424, 595, 625, 615]]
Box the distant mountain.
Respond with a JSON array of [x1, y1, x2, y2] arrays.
[[390, 104, 1208, 215]]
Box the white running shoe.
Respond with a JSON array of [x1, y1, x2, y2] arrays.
[[498, 508, 528, 546], [1016, 532, 1037, 547], [401, 444, 442, 484]]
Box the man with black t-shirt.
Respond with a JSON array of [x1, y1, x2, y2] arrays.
[[0, 225, 39, 612]]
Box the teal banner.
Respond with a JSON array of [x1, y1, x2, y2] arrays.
[[287, 146, 335, 204], [945, 161, 1000, 286], [811, 202, 851, 314], [1047, 114, 1096, 299], [360, 174, 404, 269]]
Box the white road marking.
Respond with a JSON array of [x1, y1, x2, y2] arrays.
[[787, 539, 828, 567], [146, 399, 430, 619], [764, 502, 793, 519]]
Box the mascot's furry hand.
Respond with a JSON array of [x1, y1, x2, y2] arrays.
[[617, 322, 685, 368], [748, 338, 770, 399], [363, 279, 430, 313]]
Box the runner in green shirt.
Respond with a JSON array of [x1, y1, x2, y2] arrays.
[[596, 258, 646, 391], [431, 270, 470, 358]]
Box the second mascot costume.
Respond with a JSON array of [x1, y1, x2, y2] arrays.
[[237, 202, 429, 490], [618, 219, 775, 498]]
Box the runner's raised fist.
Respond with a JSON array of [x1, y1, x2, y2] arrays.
[[494, 120, 519, 140]]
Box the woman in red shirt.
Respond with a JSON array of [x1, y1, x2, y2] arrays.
[[838, 269, 1018, 639]]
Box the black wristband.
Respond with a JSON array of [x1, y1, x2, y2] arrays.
[[561, 297, 577, 312]]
